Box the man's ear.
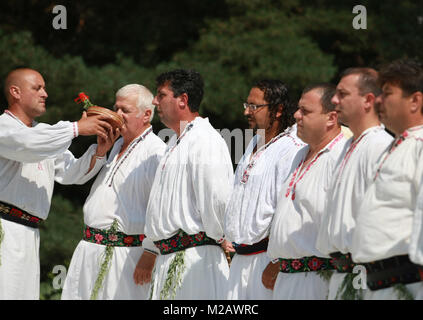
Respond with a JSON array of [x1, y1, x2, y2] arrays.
[[178, 93, 189, 109], [409, 91, 423, 114], [143, 109, 152, 123], [276, 104, 283, 119], [9, 85, 20, 100], [327, 110, 339, 127], [364, 92, 376, 112]]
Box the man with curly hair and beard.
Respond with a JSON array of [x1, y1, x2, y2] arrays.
[[224, 79, 304, 299]]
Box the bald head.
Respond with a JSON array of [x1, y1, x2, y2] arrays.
[[4, 68, 43, 103], [3, 68, 48, 122]]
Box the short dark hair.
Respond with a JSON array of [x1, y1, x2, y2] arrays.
[[302, 83, 337, 113], [156, 69, 204, 112], [340, 67, 381, 96], [253, 79, 296, 132], [379, 58, 423, 97]]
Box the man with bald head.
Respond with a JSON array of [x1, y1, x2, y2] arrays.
[[0, 68, 118, 299]]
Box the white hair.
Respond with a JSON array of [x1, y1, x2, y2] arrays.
[[116, 84, 155, 122]]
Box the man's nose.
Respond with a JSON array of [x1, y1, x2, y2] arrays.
[[331, 94, 339, 106], [294, 109, 301, 120], [244, 107, 253, 116], [41, 88, 48, 98], [152, 96, 159, 106]]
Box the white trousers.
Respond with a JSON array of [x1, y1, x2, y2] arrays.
[[150, 245, 229, 300], [0, 218, 40, 300], [273, 271, 330, 300], [61, 240, 150, 300], [227, 252, 273, 300]]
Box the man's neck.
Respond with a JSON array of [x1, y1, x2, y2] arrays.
[[174, 112, 200, 137], [263, 123, 281, 144], [7, 106, 33, 127], [395, 118, 423, 137], [307, 127, 341, 158], [349, 116, 381, 140], [121, 124, 151, 152]]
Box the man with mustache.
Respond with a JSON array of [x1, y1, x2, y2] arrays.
[[316, 68, 393, 300], [0, 67, 116, 299], [61, 84, 165, 300], [266, 83, 347, 299], [352, 59, 423, 299], [224, 79, 304, 299], [145, 69, 234, 299]]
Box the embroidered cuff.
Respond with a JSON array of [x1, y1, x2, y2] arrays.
[[217, 237, 225, 244], [144, 248, 159, 256], [72, 122, 79, 138], [95, 155, 106, 160]]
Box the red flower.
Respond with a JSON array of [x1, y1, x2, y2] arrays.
[[170, 240, 178, 248], [30, 216, 40, 223], [281, 260, 288, 271], [124, 236, 134, 245], [139, 234, 145, 242], [85, 228, 91, 239], [195, 233, 204, 242], [308, 258, 323, 271], [10, 208, 22, 217], [162, 243, 169, 252], [74, 92, 90, 103], [291, 259, 303, 270], [95, 234, 104, 244]]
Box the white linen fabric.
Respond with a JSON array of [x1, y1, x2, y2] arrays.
[[410, 170, 423, 267], [149, 246, 229, 300], [316, 126, 393, 300], [145, 117, 233, 299], [61, 128, 166, 300], [317, 126, 393, 256], [224, 125, 304, 245], [352, 126, 423, 299], [267, 132, 347, 299], [226, 252, 274, 300], [224, 125, 304, 299], [0, 111, 104, 300]]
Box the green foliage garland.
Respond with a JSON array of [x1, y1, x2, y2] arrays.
[[90, 219, 119, 300], [159, 250, 186, 300], [393, 283, 414, 300], [336, 273, 364, 300]]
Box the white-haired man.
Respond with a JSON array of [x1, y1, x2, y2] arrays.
[[62, 84, 166, 300]]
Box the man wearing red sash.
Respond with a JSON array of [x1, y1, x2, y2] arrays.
[[61, 84, 165, 300], [265, 83, 347, 299]]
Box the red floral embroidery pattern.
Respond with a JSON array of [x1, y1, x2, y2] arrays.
[[0, 201, 42, 227], [279, 256, 335, 273], [83, 225, 145, 247], [154, 229, 220, 255], [330, 253, 356, 273]]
